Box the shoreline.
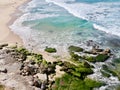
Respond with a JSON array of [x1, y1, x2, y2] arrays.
[[0, 42, 119, 90], [0, 0, 31, 46]]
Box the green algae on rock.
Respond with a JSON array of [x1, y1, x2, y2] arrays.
[[45, 47, 57, 53]]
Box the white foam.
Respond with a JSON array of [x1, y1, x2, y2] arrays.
[[45, 0, 120, 37], [88, 62, 120, 90], [93, 24, 120, 36], [9, 0, 72, 50]]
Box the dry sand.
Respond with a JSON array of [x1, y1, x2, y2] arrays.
[[0, 0, 29, 45]]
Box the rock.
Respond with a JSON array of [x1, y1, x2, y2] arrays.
[[104, 48, 111, 54], [20, 64, 25, 69], [3, 69, 7, 73], [34, 64, 39, 68], [41, 67, 48, 74], [29, 81, 34, 86], [47, 64, 55, 74], [95, 49, 103, 52], [83, 62, 91, 68], [18, 59, 23, 62], [68, 45, 83, 52], [33, 76, 42, 88], [0, 44, 8, 48], [20, 65, 38, 76], [30, 60, 36, 65], [44, 47, 57, 53], [0, 47, 3, 49], [47, 67, 55, 74], [41, 82, 47, 90], [0, 68, 7, 73], [5, 49, 12, 54], [34, 74, 47, 82], [10, 52, 17, 55]]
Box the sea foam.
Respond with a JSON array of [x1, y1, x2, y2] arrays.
[[45, 0, 120, 37]]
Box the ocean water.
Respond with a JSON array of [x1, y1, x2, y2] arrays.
[[10, 0, 120, 53], [10, 0, 120, 89]]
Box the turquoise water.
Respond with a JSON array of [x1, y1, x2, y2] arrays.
[[10, 0, 120, 52], [9, 0, 120, 53]]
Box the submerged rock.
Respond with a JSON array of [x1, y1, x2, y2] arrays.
[[44, 47, 57, 53], [68, 45, 83, 52]]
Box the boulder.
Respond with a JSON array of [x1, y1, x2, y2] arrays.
[[34, 73, 47, 82]]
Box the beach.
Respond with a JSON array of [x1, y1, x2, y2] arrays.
[[0, 0, 120, 90], [0, 0, 29, 45]]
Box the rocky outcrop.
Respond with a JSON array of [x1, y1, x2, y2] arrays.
[[0, 45, 56, 90]]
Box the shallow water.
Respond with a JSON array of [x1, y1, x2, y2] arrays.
[[10, 0, 120, 53]]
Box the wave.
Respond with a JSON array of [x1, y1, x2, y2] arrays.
[[45, 0, 120, 37], [93, 24, 120, 37]]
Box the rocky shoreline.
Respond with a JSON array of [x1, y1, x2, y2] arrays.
[[0, 42, 120, 90]]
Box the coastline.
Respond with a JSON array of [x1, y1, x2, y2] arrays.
[[0, 0, 30, 46]]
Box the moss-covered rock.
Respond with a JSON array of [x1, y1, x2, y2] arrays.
[[84, 56, 96, 62], [84, 54, 109, 62], [52, 74, 104, 90], [40, 61, 56, 75], [84, 78, 105, 88], [63, 61, 76, 69], [83, 62, 91, 68], [70, 52, 81, 61], [102, 65, 118, 77], [71, 71, 81, 78], [95, 54, 109, 62], [113, 58, 120, 63], [45, 47, 57, 53], [75, 67, 93, 75], [60, 61, 93, 79], [16, 47, 31, 55], [68, 45, 83, 52], [30, 54, 43, 63]]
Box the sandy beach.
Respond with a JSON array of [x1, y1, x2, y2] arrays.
[[0, 0, 29, 45]]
